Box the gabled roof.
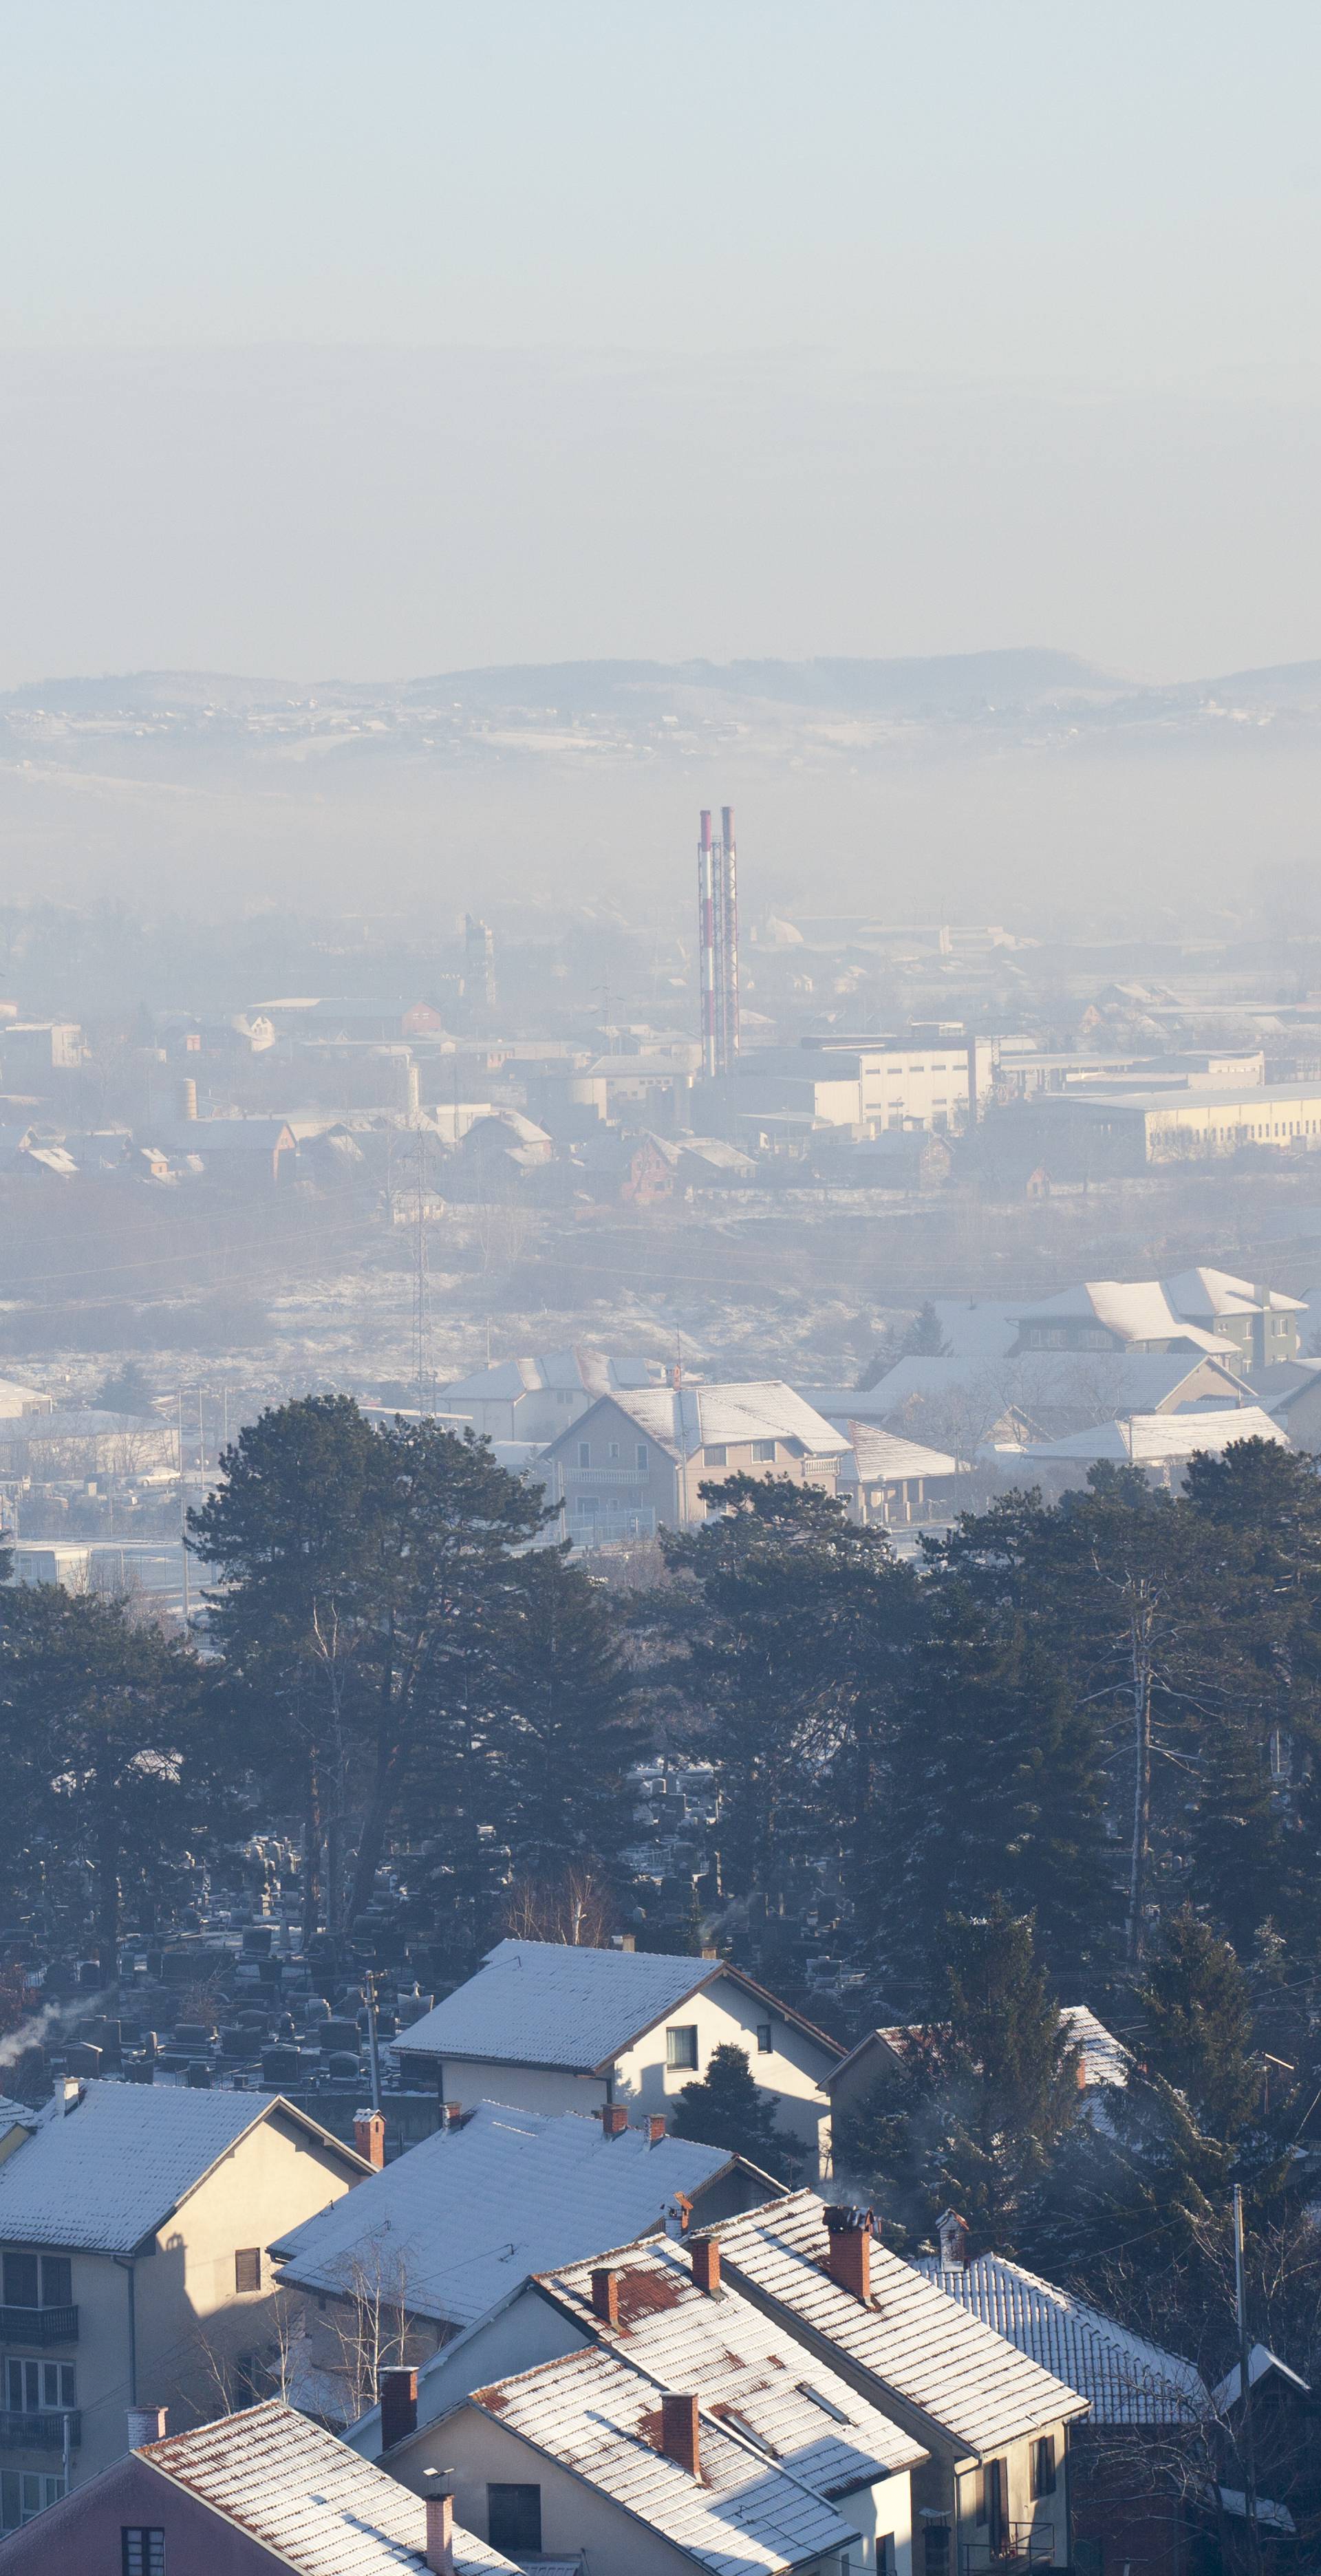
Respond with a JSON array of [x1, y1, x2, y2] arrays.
[[828, 2007, 1126, 2099], [272, 2099, 768, 2327], [1162, 1266, 1304, 1320], [834, 1425, 958, 1485], [847, 1351, 1245, 1424], [392, 1937, 842, 2076], [544, 1382, 850, 1464], [930, 1300, 1020, 1357], [1212, 2342, 1313, 2411], [450, 2343, 858, 2575], [0, 2079, 363, 2255], [539, 2233, 927, 2489], [442, 1348, 669, 1404], [707, 2193, 1088, 2460], [141, 2397, 517, 2574], [1020, 1406, 1289, 1465], [912, 2251, 1207, 2425], [1011, 1280, 1224, 1344]]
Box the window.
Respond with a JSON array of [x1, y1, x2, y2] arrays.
[[878, 2539, 896, 2576], [795, 2380, 851, 2425], [705, 1444, 727, 1466], [487, 2485, 541, 2553], [756, 2022, 773, 2053], [2, 2473, 64, 2530], [234, 2248, 261, 2294], [577, 1441, 590, 1468], [636, 1443, 649, 1470], [666, 2025, 698, 2070], [923, 2522, 950, 2576], [978, 2460, 1007, 2546], [122, 2537, 166, 2576], [752, 1439, 775, 1462], [608, 1440, 620, 1461], [6, 2359, 74, 2412], [1032, 2434, 1057, 2498], [39, 2259, 70, 2310], [1, 2255, 37, 2309]]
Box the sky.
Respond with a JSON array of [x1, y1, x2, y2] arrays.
[[2, 1, 1320, 682]]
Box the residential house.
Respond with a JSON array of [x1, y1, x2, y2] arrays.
[[401, 2341, 870, 2575], [697, 2195, 1087, 2573], [392, 1938, 842, 2169], [271, 2097, 783, 2432], [0, 1382, 49, 1423], [826, 2008, 1128, 2134], [1010, 1282, 1241, 1362], [1017, 1405, 1288, 1486], [534, 1381, 850, 1545], [815, 1352, 1249, 1463], [1254, 1356, 1321, 1453], [438, 1349, 669, 1445], [832, 1426, 959, 1529], [1159, 1268, 1303, 1368], [913, 2222, 1209, 2576], [0, 1410, 178, 1484], [0, 2079, 367, 2522], [0, 2395, 517, 2569], [148, 1117, 297, 1185], [383, 2228, 927, 2575]]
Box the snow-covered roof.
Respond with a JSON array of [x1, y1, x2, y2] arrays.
[[912, 2251, 1207, 2425], [272, 2099, 753, 2326], [1212, 2342, 1312, 2411], [142, 2398, 517, 2574], [834, 1426, 959, 1485], [1020, 1406, 1289, 1465], [707, 2193, 1088, 2458], [1011, 1280, 1225, 1344], [0, 1377, 49, 1417], [0, 2079, 358, 2254], [846, 1351, 1245, 1422], [931, 1301, 1021, 1357], [1059, 2005, 1130, 2091], [451, 2343, 858, 2575], [394, 1938, 722, 2073], [561, 1381, 850, 1463], [1162, 1266, 1304, 1320], [541, 2233, 927, 2487]]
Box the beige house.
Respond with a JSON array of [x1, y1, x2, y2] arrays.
[[394, 1938, 843, 2172], [0, 2078, 366, 2531], [534, 1380, 850, 1545]]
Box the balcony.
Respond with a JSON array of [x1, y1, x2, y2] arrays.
[[0, 2308, 78, 2346], [960, 2528, 1058, 2576], [0, 2410, 81, 2450]]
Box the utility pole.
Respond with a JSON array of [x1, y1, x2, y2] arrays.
[[413, 1121, 430, 1416], [365, 1970, 383, 2116], [1233, 2184, 1262, 2576]]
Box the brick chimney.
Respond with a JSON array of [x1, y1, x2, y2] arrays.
[[591, 2266, 620, 2328], [127, 2407, 167, 2449], [354, 2110, 386, 2170], [691, 2238, 720, 2297], [824, 2203, 874, 2303], [619, 1932, 636, 1951], [936, 2209, 969, 2271], [442, 2101, 463, 2129], [601, 2103, 629, 2139], [379, 2366, 418, 2450], [647, 2112, 667, 2145], [425, 2490, 455, 2575], [660, 2392, 702, 2480]]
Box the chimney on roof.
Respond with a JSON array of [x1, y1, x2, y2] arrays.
[[660, 2392, 702, 2480], [647, 2112, 667, 2145], [60, 2077, 83, 2113], [700, 1944, 718, 1960], [591, 2267, 621, 2328], [691, 2238, 721, 2297], [379, 2366, 418, 2451], [442, 2101, 463, 2129], [619, 1932, 636, 1952], [425, 2486, 455, 2575], [127, 2407, 167, 2449], [665, 2191, 693, 2240], [601, 2103, 629, 2140], [936, 2209, 969, 2271], [824, 2202, 874, 2303], [354, 2109, 386, 2170]]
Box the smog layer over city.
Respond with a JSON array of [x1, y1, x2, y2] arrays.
[[0, 8, 1318, 2566]]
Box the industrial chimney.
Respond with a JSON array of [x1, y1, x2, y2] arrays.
[[696, 806, 740, 1080]]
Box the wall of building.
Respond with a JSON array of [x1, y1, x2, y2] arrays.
[[0, 2449, 277, 2570], [612, 1973, 834, 2163], [396, 2403, 716, 2576]]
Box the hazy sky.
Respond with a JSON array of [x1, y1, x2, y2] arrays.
[[3, 2, 1321, 681]]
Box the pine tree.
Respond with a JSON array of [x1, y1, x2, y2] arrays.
[[493, 1546, 640, 1884], [899, 1301, 952, 1358], [671, 2041, 795, 2178], [1190, 1714, 1285, 1958], [1139, 1904, 1257, 2139]]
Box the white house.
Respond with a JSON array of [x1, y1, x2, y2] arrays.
[[393, 1939, 842, 2170]]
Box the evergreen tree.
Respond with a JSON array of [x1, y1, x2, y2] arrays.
[[1139, 1903, 1258, 2138], [494, 1546, 640, 1883], [1190, 1713, 1285, 1958], [671, 2041, 796, 2178], [899, 1302, 952, 1358]]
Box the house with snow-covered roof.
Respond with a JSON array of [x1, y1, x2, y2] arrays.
[[1009, 1280, 1241, 1363], [392, 1938, 842, 2169], [273, 2097, 782, 2434], [0, 2396, 517, 2572], [438, 1347, 671, 1444], [0, 2079, 366, 2525], [534, 1380, 850, 1545], [697, 2193, 1087, 2570]]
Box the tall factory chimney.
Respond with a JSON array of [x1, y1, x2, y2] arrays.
[[697, 805, 740, 1077]]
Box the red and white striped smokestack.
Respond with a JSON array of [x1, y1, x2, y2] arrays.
[[720, 806, 739, 1069], [698, 809, 718, 1080]]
